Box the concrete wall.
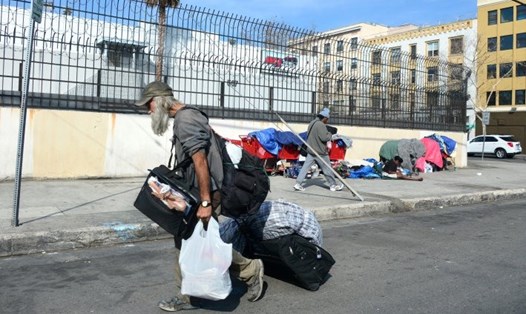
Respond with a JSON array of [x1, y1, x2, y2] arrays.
[[0, 107, 467, 180]]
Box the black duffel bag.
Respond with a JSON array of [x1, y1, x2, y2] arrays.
[[133, 165, 199, 239], [253, 234, 336, 291]]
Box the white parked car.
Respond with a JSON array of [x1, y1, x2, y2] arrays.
[[467, 135, 522, 159]]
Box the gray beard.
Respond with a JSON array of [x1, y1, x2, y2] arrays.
[[151, 107, 170, 136]]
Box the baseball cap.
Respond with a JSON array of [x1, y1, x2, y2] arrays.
[[135, 81, 174, 107], [319, 107, 330, 118]]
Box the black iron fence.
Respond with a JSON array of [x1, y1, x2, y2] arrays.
[[0, 0, 469, 131]]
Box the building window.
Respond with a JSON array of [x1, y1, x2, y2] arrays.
[[312, 45, 318, 57], [324, 43, 331, 54], [372, 73, 381, 85], [516, 90, 526, 105], [427, 41, 439, 57], [351, 57, 358, 69], [488, 10, 498, 25], [449, 64, 463, 80], [517, 61, 526, 76], [350, 98, 356, 112], [517, 33, 526, 48], [351, 37, 358, 50], [500, 35, 513, 50], [336, 59, 343, 71], [518, 5, 526, 20], [337, 40, 344, 52], [324, 61, 330, 72], [450, 37, 463, 54], [107, 47, 133, 68], [349, 79, 357, 90], [487, 92, 496, 106], [411, 69, 416, 83], [500, 7, 513, 23], [372, 50, 382, 65], [487, 64, 497, 79], [410, 44, 417, 59], [390, 47, 401, 63], [371, 96, 381, 109], [499, 90, 512, 105], [323, 81, 330, 93], [391, 94, 400, 109], [427, 66, 438, 82], [426, 92, 438, 107], [500, 63, 513, 78], [336, 80, 343, 92], [391, 71, 400, 84], [488, 37, 497, 52]]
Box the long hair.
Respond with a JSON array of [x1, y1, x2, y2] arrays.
[[150, 96, 178, 135]]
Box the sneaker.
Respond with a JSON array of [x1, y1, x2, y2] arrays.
[[246, 259, 264, 302], [158, 297, 198, 312], [293, 183, 305, 191], [330, 184, 344, 192]]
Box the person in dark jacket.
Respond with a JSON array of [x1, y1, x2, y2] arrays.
[[136, 81, 264, 312], [294, 108, 343, 192], [382, 156, 423, 181]]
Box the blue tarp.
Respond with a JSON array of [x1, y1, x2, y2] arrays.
[[275, 131, 304, 146], [248, 128, 281, 155]]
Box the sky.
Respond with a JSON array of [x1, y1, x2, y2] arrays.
[[182, 0, 477, 32]]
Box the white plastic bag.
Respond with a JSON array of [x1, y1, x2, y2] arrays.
[[180, 219, 232, 300]]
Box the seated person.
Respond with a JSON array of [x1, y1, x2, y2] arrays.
[[382, 156, 423, 181]]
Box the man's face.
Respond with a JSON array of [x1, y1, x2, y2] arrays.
[[146, 98, 155, 114], [322, 117, 329, 124]]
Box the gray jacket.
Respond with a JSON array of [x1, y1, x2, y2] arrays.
[[172, 106, 224, 191], [306, 118, 332, 156]]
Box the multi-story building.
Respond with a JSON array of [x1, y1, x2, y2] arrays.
[[477, 0, 526, 146], [291, 23, 418, 114], [364, 19, 478, 139]]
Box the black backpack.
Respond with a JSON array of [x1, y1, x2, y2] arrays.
[[214, 132, 270, 218], [177, 106, 270, 218]]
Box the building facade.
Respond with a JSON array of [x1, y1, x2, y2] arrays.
[[364, 19, 478, 139], [477, 0, 526, 146]]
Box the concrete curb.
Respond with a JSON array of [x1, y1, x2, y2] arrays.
[[1, 189, 525, 257]]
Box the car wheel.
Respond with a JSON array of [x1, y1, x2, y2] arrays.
[[495, 148, 507, 159]]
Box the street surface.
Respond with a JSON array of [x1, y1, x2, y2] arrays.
[[1, 199, 525, 314]]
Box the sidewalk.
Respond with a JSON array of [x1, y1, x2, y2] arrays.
[[1, 157, 525, 257]]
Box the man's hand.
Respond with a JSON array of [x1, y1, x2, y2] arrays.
[[196, 205, 212, 222]]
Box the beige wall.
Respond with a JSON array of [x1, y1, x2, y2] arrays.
[[0, 107, 467, 179]]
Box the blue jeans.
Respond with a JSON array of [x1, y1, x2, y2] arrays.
[[295, 154, 337, 186]]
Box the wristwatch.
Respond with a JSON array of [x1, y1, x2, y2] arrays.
[[200, 200, 212, 208]]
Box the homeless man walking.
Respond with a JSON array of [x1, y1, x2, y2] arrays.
[[136, 81, 265, 312], [294, 108, 344, 192]]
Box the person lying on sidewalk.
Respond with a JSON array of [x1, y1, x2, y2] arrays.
[[382, 156, 423, 181]]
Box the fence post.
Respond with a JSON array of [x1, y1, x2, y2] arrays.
[[269, 87, 274, 113], [311, 91, 316, 114], [220, 81, 225, 119]]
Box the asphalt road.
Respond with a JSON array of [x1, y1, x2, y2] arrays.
[[1, 199, 525, 314]]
